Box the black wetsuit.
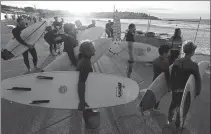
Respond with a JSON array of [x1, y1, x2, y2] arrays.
[[44, 30, 57, 53], [53, 21, 62, 31], [105, 23, 111, 38], [76, 53, 100, 129], [168, 57, 201, 124], [12, 25, 38, 69], [62, 34, 78, 66], [153, 56, 170, 109]]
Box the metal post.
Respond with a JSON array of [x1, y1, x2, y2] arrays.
[[194, 17, 201, 43]]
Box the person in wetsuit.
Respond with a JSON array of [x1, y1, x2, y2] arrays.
[[105, 20, 112, 38], [76, 41, 100, 129], [62, 23, 78, 66], [87, 20, 96, 29], [44, 26, 57, 55], [126, 23, 136, 78], [53, 16, 62, 32], [153, 45, 171, 109], [168, 41, 201, 128], [12, 18, 38, 73], [169, 28, 183, 65]]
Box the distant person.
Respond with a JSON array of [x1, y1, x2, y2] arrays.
[[168, 28, 183, 65], [53, 16, 62, 32], [12, 18, 38, 73], [168, 41, 201, 128], [61, 18, 64, 25], [76, 40, 100, 129], [75, 20, 87, 31], [33, 17, 37, 23], [110, 22, 114, 38], [126, 23, 136, 78], [105, 20, 111, 38], [44, 26, 57, 55], [4, 14, 8, 19], [153, 45, 171, 109], [39, 17, 42, 22], [87, 20, 96, 29]]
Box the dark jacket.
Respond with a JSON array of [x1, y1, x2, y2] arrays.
[[171, 57, 201, 95], [12, 26, 28, 46]]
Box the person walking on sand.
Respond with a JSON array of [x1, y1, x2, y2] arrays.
[[168, 41, 201, 128], [168, 28, 183, 65], [153, 45, 171, 109], [12, 18, 39, 73], [76, 41, 100, 129], [126, 23, 136, 78]]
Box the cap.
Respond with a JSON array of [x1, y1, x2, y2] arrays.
[[183, 41, 197, 54]]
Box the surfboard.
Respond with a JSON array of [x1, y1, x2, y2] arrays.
[[43, 38, 112, 72], [109, 41, 159, 62], [77, 27, 105, 43], [2, 21, 47, 60], [179, 61, 209, 128], [6, 24, 16, 29], [1, 71, 140, 109]]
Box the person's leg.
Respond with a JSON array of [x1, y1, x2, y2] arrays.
[[28, 48, 38, 68], [22, 50, 30, 71]]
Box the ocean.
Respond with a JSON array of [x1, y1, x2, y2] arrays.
[[1, 13, 210, 56]]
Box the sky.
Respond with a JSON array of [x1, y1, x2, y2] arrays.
[[1, 1, 210, 19]]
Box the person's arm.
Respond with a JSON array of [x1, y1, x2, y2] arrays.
[[77, 63, 92, 104], [12, 28, 29, 47], [193, 64, 201, 97]]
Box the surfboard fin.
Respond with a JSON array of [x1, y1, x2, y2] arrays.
[[7, 87, 31, 91], [36, 76, 53, 80], [30, 100, 50, 104]]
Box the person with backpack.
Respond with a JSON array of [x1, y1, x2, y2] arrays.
[[168, 41, 201, 128], [153, 45, 171, 109]]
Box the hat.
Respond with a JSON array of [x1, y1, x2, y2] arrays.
[[183, 41, 197, 54]]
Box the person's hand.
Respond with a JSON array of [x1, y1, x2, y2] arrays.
[[27, 44, 34, 49]]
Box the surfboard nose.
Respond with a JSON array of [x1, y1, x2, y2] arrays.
[[1, 49, 14, 60]]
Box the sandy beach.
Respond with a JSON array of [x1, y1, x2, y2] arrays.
[[1, 19, 210, 134]]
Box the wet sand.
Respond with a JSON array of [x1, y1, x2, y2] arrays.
[[1, 20, 210, 134]]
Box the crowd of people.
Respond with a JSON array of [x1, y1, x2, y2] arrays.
[[10, 15, 202, 130]]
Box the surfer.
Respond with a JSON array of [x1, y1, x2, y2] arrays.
[[62, 23, 78, 66], [168, 41, 201, 128], [44, 26, 57, 55], [153, 45, 171, 109], [87, 20, 96, 29], [168, 28, 183, 65], [105, 20, 112, 38], [126, 23, 136, 78], [53, 16, 62, 32], [76, 41, 100, 129], [12, 18, 38, 73]]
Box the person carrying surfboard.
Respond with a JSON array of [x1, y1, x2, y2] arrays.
[[76, 40, 100, 129], [126, 23, 136, 78], [44, 26, 57, 55], [168, 41, 201, 128], [153, 45, 171, 109], [62, 23, 78, 66], [12, 18, 39, 73]]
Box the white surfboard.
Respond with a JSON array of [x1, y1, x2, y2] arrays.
[[179, 61, 209, 127], [6, 24, 16, 29], [109, 41, 159, 62], [1, 71, 140, 109], [43, 38, 112, 72], [77, 27, 105, 43], [2, 21, 47, 59]]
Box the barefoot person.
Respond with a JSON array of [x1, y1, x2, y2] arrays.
[[76, 41, 100, 129], [12, 18, 38, 73], [168, 41, 201, 128], [126, 23, 136, 78]]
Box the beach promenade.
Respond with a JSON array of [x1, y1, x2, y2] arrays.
[[1, 21, 210, 134]]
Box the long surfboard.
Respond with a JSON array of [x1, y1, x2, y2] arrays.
[[2, 71, 140, 109]]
